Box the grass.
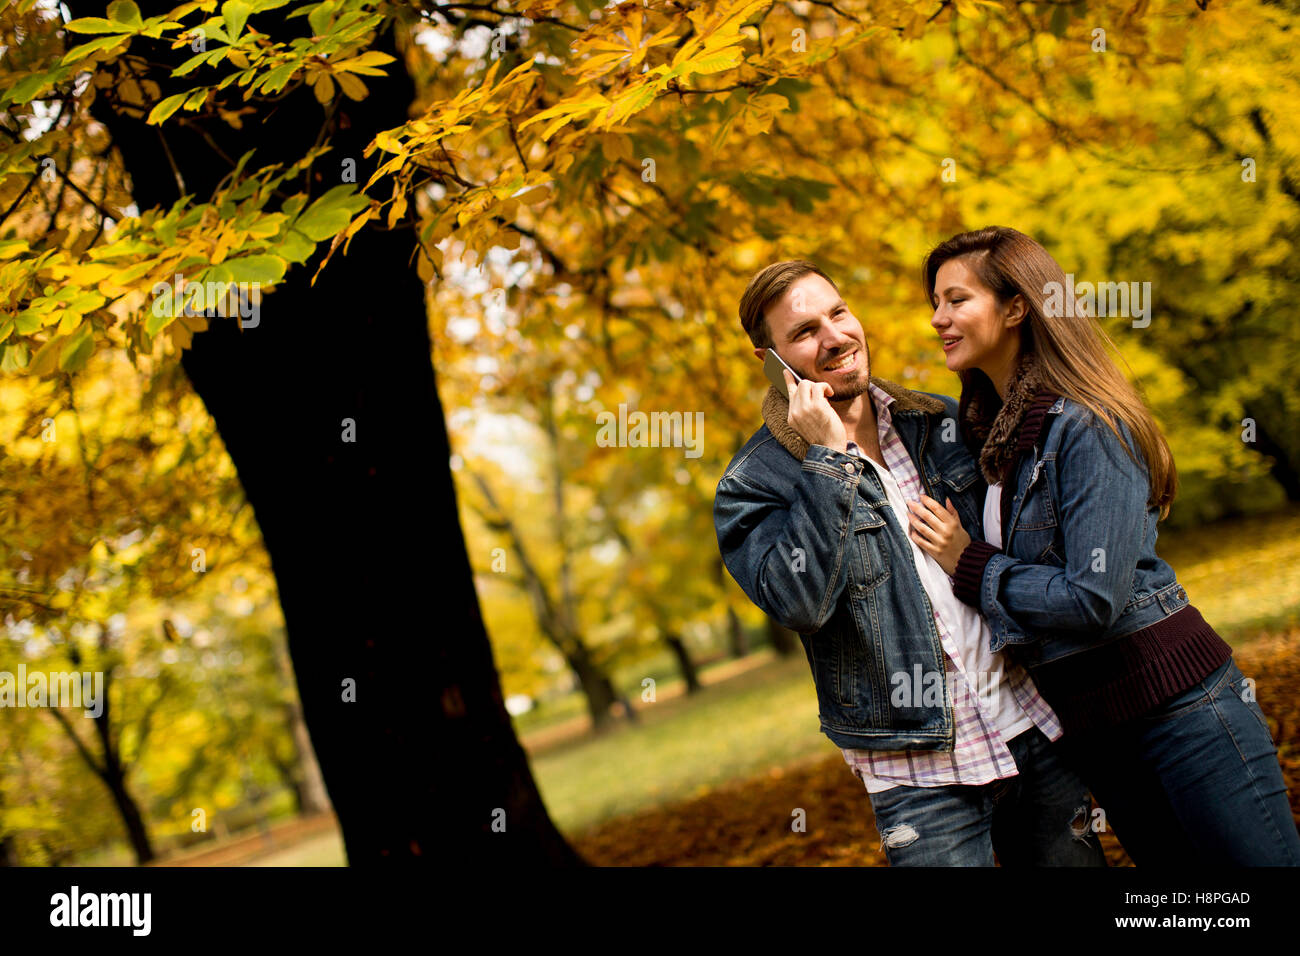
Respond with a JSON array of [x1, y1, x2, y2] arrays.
[[524, 505, 1300, 838], [1156, 505, 1300, 642], [529, 651, 832, 835], [74, 507, 1300, 865]]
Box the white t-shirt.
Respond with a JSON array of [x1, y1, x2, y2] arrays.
[[855, 460, 1031, 754], [984, 481, 1003, 549]]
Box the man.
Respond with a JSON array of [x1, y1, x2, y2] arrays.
[[713, 260, 1106, 866]]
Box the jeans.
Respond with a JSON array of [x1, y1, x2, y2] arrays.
[[867, 725, 1108, 866], [1056, 658, 1300, 866]]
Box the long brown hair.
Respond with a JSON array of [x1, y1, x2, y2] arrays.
[[922, 226, 1177, 518]]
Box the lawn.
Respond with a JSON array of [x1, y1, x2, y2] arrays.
[[526, 505, 1300, 839]]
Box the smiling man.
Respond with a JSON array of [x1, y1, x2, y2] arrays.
[[712, 260, 1106, 867]]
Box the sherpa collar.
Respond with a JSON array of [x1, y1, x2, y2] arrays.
[[760, 377, 946, 461], [960, 351, 1059, 485]]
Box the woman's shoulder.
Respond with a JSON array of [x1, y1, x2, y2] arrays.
[[1044, 395, 1143, 465]]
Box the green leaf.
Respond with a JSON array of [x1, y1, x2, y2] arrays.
[[276, 231, 316, 264], [293, 185, 370, 241], [1049, 3, 1070, 37], [14, 310, 43, 334], [59, 326, 94, 372], [3, 73, 51, 105], [223, 254, 287, 285], [145, 304, 177, 336], [107, 1, 144, 29], [222, 0, 252, 41], [61, 34, 130, 65], [65, 17, 123, 34], [29, 335, 63, 376], [147, 92, 187, 125], [308, 1, 338, 37], [1, 343, 30, 373], [257, 61, 297, 94], [173, 47, 221, 76]]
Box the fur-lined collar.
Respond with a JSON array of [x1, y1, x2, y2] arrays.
[[960, 351, 1057, 485], [761, 377, 946, 461]]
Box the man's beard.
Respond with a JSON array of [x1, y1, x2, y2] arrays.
[[826, 372, 870, 402], [825, 342, 871, 402]]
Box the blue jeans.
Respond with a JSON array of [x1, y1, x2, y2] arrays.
[[867, 725, 1108, 866], [1057, 658, 1300, 866]]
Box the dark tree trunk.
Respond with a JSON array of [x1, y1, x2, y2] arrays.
[[570, 652, 620, 732], [727, 606, 749, 658], [1239, 399, 1300, 501], [85, 672, 155, 864], [767, 616, 799, 657], [101, 771, 154, 865], [72, 2, 582, 864], [664, 633, 701, 694], [272, 633, 331, 816]]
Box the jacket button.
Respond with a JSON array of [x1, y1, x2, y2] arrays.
[[843, 461, 857, 474], [1177, 587, 1186, 600]]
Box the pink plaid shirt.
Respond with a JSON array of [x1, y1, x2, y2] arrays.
[[839, 383, 1063, 792]]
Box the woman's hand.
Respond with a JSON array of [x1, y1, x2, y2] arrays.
[[907, 495, 970, 576]]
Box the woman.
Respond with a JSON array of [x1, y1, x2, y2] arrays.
[[903, 225, 1300, 866]]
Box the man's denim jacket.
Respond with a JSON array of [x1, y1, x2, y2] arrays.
[[713, 378, 987, 751], [958, 397, 1192, 669]]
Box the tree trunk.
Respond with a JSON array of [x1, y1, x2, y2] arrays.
[[73, 3, 582, 864], [664, 633, 701, 694], [727, 606, 749, 658], [102, 769, 155, 865], [272, 632, 331, 815], [767, 616, 800, 657], [569, 652, 620, 733]]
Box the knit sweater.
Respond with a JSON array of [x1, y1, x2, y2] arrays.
[[951, 389, 1231, 734]]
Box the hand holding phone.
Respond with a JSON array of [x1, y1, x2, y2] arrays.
[[763, 348, 846, 452]]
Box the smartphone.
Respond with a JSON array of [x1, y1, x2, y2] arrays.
[[763, 348, 803, 391]]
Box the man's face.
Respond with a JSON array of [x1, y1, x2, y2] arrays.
[[756, 274, 871, 402]]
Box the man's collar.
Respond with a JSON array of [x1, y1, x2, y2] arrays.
[[760, 376, 946, 461]]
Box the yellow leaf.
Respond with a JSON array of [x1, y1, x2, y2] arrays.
[[312, 71, 335, 104], [335, 71, 367, 100]]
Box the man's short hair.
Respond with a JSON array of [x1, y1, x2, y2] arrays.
[[738, 260, 840, 351]]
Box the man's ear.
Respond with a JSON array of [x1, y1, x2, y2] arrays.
[[753, 347, 766, 361]]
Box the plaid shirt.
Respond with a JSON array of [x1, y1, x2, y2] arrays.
[[839, 383, 1063, 792]]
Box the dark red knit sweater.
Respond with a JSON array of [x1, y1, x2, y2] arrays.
[[951, 390, 1232, 734]]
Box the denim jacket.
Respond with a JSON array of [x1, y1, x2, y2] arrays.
[[713, 379, 987, 751], [963, 396, 1191, 668]]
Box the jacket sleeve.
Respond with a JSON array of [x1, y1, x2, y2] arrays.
[[950, 407, 1148, 653], [713, 443, 863, 634]]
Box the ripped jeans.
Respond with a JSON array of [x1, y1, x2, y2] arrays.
[[867, 725, 1107, 866]]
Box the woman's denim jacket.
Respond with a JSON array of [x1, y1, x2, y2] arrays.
[[962, 396, 1191, 669], [713, 380, 987, 751]]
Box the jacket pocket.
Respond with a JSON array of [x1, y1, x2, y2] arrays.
[[1013, 457, 1057, 531], [853, 512, 891, 592], [810, 615, 860, 711]]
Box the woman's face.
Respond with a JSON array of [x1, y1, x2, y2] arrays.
[[929, 257, 1023, 376]]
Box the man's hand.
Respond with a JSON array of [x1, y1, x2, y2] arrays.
[[907, 495, 971, 575], [785, 369, 847, 453]]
